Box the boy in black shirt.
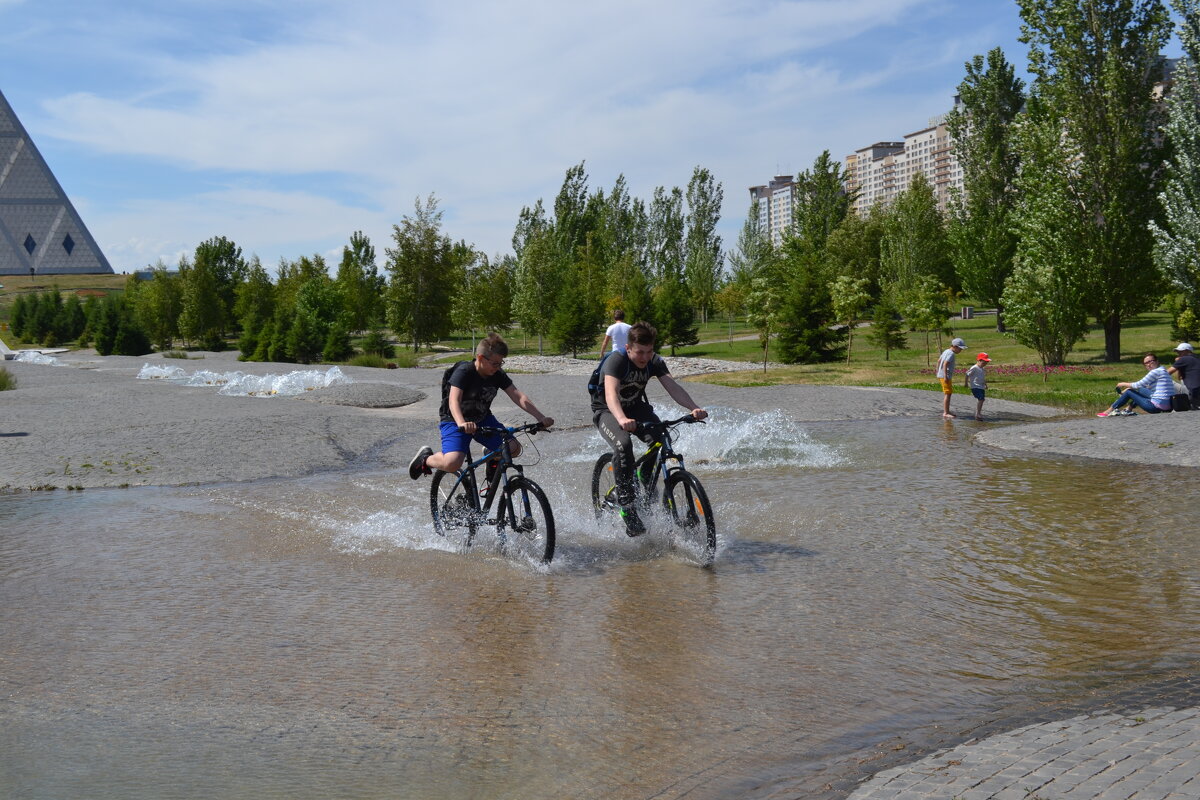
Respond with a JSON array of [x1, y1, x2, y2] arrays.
[[409, 333, 553, 479], [592, 321, 706, 534]]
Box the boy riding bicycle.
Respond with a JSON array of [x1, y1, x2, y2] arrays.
[[410, 333, 554, 480], [592, 321, 707, 535]]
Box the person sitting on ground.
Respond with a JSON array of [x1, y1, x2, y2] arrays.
[[409, 333, 553, 480], [1097, 353, 1175, 417], [965, 353, 990, 422], [592, 321, 706, 536], [936, 337, 966, 419], [599, 309, 632, 357], [1167, 342, 1200, 407]]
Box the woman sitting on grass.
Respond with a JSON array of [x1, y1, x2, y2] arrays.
[[1097, 353, 1174, 417]]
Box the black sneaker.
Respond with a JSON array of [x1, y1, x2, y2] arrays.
[[619, 506, 646, 537], [408, 446, 433, 480]]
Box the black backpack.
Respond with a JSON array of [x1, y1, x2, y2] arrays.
[[442, 360, 469, 390], [588, 351, 643, 404]]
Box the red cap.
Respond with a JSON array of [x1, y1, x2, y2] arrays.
[[977, 353, 991, 362]]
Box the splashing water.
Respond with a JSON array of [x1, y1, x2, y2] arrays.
[[137, 364, 351, 397], [562, 405, 844, 470]]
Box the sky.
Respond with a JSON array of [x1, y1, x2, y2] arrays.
[[0, 0, 1180, 275]]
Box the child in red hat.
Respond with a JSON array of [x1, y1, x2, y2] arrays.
[[965, 353, 991, 421]]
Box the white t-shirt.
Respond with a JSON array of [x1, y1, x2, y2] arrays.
[[606, 321, 631, 352]]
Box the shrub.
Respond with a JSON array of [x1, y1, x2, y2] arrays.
[[347, 353, 390, 368], [0, 366, 15, 391]]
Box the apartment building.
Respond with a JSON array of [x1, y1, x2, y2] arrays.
[[747, 175, 797, 247], [844, 101, 965, 215]]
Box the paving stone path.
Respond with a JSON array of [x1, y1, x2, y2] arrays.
[[846, 706, 1200, 799]]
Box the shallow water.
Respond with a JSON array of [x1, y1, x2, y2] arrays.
[[3, 411, 1198, 799]]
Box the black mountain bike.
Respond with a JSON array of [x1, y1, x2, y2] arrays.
[[430, 422, 555, 563], [590, 415, 717, 565]]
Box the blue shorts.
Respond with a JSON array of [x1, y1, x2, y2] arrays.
[[439, 414, 503, 459], [970, 387, 986, 401]]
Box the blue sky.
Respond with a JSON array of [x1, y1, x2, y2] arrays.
[[0, 0, 1177, 274]]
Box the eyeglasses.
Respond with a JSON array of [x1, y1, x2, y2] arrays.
[[485, 356, 504, 368]]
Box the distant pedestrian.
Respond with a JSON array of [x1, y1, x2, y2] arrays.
[[936, 337, 966, 419], [1167, 342, 1200, 407], [965, 353, 990, 421], [1097, 353, 1174, 416], [600, 310, 632, 357]]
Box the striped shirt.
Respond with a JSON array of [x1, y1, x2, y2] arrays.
[[1132, 366, 1175, 409]]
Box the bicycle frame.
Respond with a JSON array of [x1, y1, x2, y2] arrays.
[[632, 416, 697, 499], [443, 424, 532, 521]]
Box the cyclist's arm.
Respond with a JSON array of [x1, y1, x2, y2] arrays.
[[448, 385, 476, 434], [504, 385, 554, 429], [605, 374, 637, 431], [599, 334, 611, 358], [658, 374, 707, 420]]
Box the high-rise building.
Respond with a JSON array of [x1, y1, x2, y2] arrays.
[[747, 175, 797, 247], [844, 100, 965, 215], [0, 88, 113, 275]]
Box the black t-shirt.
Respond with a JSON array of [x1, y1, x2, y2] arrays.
[[439, 361, 513, 423], [590, 350, 669, 414], [1173, 353, 1200, 392]]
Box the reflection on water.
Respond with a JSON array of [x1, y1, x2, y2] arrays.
[[2, 413, 1198, 799]]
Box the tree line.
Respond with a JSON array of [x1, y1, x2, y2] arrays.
[[12, 0, 1199, 370]]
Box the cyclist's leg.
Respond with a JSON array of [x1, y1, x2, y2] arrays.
[[628, 403, 660, 486], [472, 414, 505, 486], [594, 410, 637, 508], [426, 421, 471, 473]]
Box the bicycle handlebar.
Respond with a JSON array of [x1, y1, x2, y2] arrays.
[[460, 421, 549, 437], [635, 415, 705, 435]]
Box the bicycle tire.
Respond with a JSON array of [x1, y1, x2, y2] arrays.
[[500, 476, 555, 563], [590, 453, 619, 519], [430, 469, 479, 546], [662, 470, 716, 566]]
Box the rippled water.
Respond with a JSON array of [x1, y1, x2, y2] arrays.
[[3, 411, 1198, 799]]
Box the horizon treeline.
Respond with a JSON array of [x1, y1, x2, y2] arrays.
[[15, 0, 1200, 369]]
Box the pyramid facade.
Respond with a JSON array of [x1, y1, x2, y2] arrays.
[[0, 89, 113, 275]]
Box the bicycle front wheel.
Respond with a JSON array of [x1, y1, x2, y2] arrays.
[[590, 453, 619, 519], [662, 470, 716, 566], [430, 469, 478, 546], [500, 477, 555, 563]]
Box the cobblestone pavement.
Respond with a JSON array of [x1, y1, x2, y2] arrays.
[[846, 705, 1200, 799]]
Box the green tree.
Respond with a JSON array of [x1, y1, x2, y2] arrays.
[[946, 47, 1025, 332], [900, 274, 954, 366], [774, 247, 845, 364], [1017, 0, 1171, 361], [790, 150, 855, 266], [866, 300, 908, 360], [727, 202, 773, 293], [830, 275, 871, 363], [336, 231, 383, 334], [879, 173, 954, 302], [235, 257, 276, 360], [178, 255, 224, 350], [684, 166, 724, 322], [746, 250, 786, 371], [512, 227, 558, 353], [135, 264, 182, 351], [385, 195, 457, 351], [1005, 96, 1092, 367], [193, 236, 246, 336], [824, 208, 886, 301], [1152, 0, 1200, 328]]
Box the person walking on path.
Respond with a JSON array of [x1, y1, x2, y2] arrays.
[[965, 353, 990, 421], [936, 338, 966, 419], [1097, 353, 1175, 416], [408, 333, 554, 479], [599, 310, 632, 357], [1168, 342, 1200, 407]]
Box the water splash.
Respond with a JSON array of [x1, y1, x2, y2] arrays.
[[137, 364, 351, 397], [13, 351, 63, 365], [562, 405, 844, 470]]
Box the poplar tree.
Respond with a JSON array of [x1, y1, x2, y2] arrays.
[[1151, 0, 1200, 331], [684, 166, 724, 323], [385, 195, 456, 351], [1017, 0, 1171, 360], [946, 47, 1025, 332]]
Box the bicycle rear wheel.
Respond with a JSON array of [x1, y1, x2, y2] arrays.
[[430, 469, 479, 546], [500, 477, 555, 563], [590, 453, 619, 519], [662, 470, 716, 566]]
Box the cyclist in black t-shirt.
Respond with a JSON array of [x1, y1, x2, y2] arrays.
[[592, 321, 706, 534], [409, 333, 553, 479]]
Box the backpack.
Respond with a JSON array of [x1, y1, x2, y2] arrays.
[[442, 360, 469, 390], [587, 350, 643, 404]]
